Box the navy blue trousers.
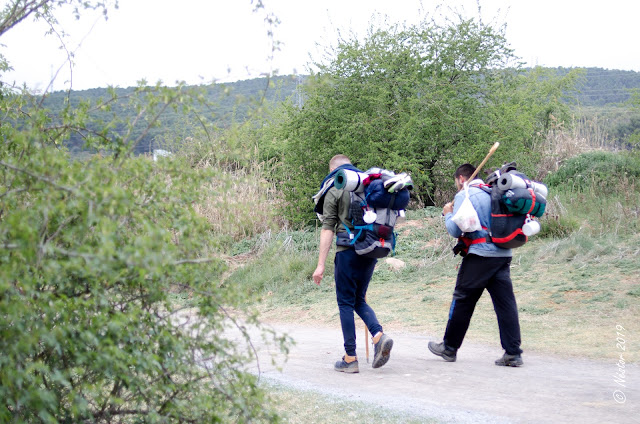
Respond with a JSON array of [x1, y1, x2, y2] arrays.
[[443, 254, 523, 355], [334, 248, 383, 356]]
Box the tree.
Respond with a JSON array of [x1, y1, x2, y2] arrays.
[[621, 89, 640, 148], [266, 14, 578, 225], [1, 1, 288, 422]]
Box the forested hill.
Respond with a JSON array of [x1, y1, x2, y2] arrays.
[[43, 68, 638, 155], [42, 75, 301, 155], [555, 67, 640, 106]]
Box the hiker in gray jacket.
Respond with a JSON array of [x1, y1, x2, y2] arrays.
[[428, 163, 524, 367]]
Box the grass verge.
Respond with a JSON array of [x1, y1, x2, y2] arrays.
[[262, 380, 436, 424]]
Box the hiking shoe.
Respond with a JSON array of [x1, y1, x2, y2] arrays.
[[372, 334, 393, 369], [334, 356, 359, 373], [495, 353, 523, 367], [428, 341, 457, 362]]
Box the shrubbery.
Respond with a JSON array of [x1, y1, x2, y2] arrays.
[[0, 138, 288, 422], [544, 150, 640, 191], [265, 15, 579, 225], [1, 2, 288, 421], [541, 150, 640, 237]]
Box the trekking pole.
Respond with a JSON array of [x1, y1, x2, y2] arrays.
[[365, 294, 370, 363], [469, 142, 500, 181]]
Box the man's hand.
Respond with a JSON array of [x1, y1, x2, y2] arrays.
[[442, 201, 454, 216], [313, 229, 334, 286], [312, 264, 325, 285]]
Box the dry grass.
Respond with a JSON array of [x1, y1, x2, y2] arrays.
[[193, 161, 286, 242], [532, 116, 605, 181]]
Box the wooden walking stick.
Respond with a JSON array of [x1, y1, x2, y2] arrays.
[[365, 294, 370, 363], [469, 142, 500, 181]]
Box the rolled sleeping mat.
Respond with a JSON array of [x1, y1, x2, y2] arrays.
[[497, 172, 548, 198], [502, 188, 547, 217], [530, 181, 548, 198], [334, 169, 369, 192], [497, 172, 528, 191]]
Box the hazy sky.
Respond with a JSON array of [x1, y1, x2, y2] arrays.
[[2, 0, 639, 91]]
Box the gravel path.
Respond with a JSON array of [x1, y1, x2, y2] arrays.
[[245, 323, 638, 423]]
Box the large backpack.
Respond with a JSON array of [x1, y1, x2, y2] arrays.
[[483, 163, 548, 249], [335, 168, 412, 258]]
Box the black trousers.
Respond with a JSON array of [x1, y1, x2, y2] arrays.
[[443, 254, 523, 355]]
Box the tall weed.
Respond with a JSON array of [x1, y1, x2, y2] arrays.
[[168, 129, 286, 246], [532, 120, 600, 181]]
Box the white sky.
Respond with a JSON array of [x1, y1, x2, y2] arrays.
[[1, 0, 639, 92]]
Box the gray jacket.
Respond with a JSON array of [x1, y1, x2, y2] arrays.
[[444, 179, 512, 258]]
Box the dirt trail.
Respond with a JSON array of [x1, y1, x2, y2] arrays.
[[245, 323, 637, 423]]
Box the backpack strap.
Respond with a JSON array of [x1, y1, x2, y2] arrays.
[[340, 191, 374, 245], [454, 226, 490, 256], [385, 192, 396, 226]]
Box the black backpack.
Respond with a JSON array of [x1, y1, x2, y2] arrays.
[[484, 163, 547, 249]]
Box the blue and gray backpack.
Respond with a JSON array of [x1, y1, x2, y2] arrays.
[[335, 168, 412, 258]]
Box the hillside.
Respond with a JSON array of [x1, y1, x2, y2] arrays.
[[565, 67, 640, 105], [40, 75, 301, 155], [38, 67, 640, 156]]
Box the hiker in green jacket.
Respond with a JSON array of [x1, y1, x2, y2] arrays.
[[312, 154, 393, 373]]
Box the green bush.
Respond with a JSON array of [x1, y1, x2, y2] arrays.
[[544, 150, 640, 191], [0, 2, 289, 418], [540, 150, 640, 238], [0, 142, 287, 422], [268, 15, 577, 225]]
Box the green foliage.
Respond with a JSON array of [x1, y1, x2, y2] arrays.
[[616, 114, 640, 148], [266, 15, 577, 225], [538, 214, 581, 238], [544, 150, 640, 191], [616, 89, 640, 147], [0, 141, 287, 422], [541, 150, 640, 239], [0, 2, 289, 421]]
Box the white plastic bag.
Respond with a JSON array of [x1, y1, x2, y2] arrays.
[[451, 183, 482, 233]]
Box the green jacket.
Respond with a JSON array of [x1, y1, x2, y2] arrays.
[[321, 187, 353, 252]]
